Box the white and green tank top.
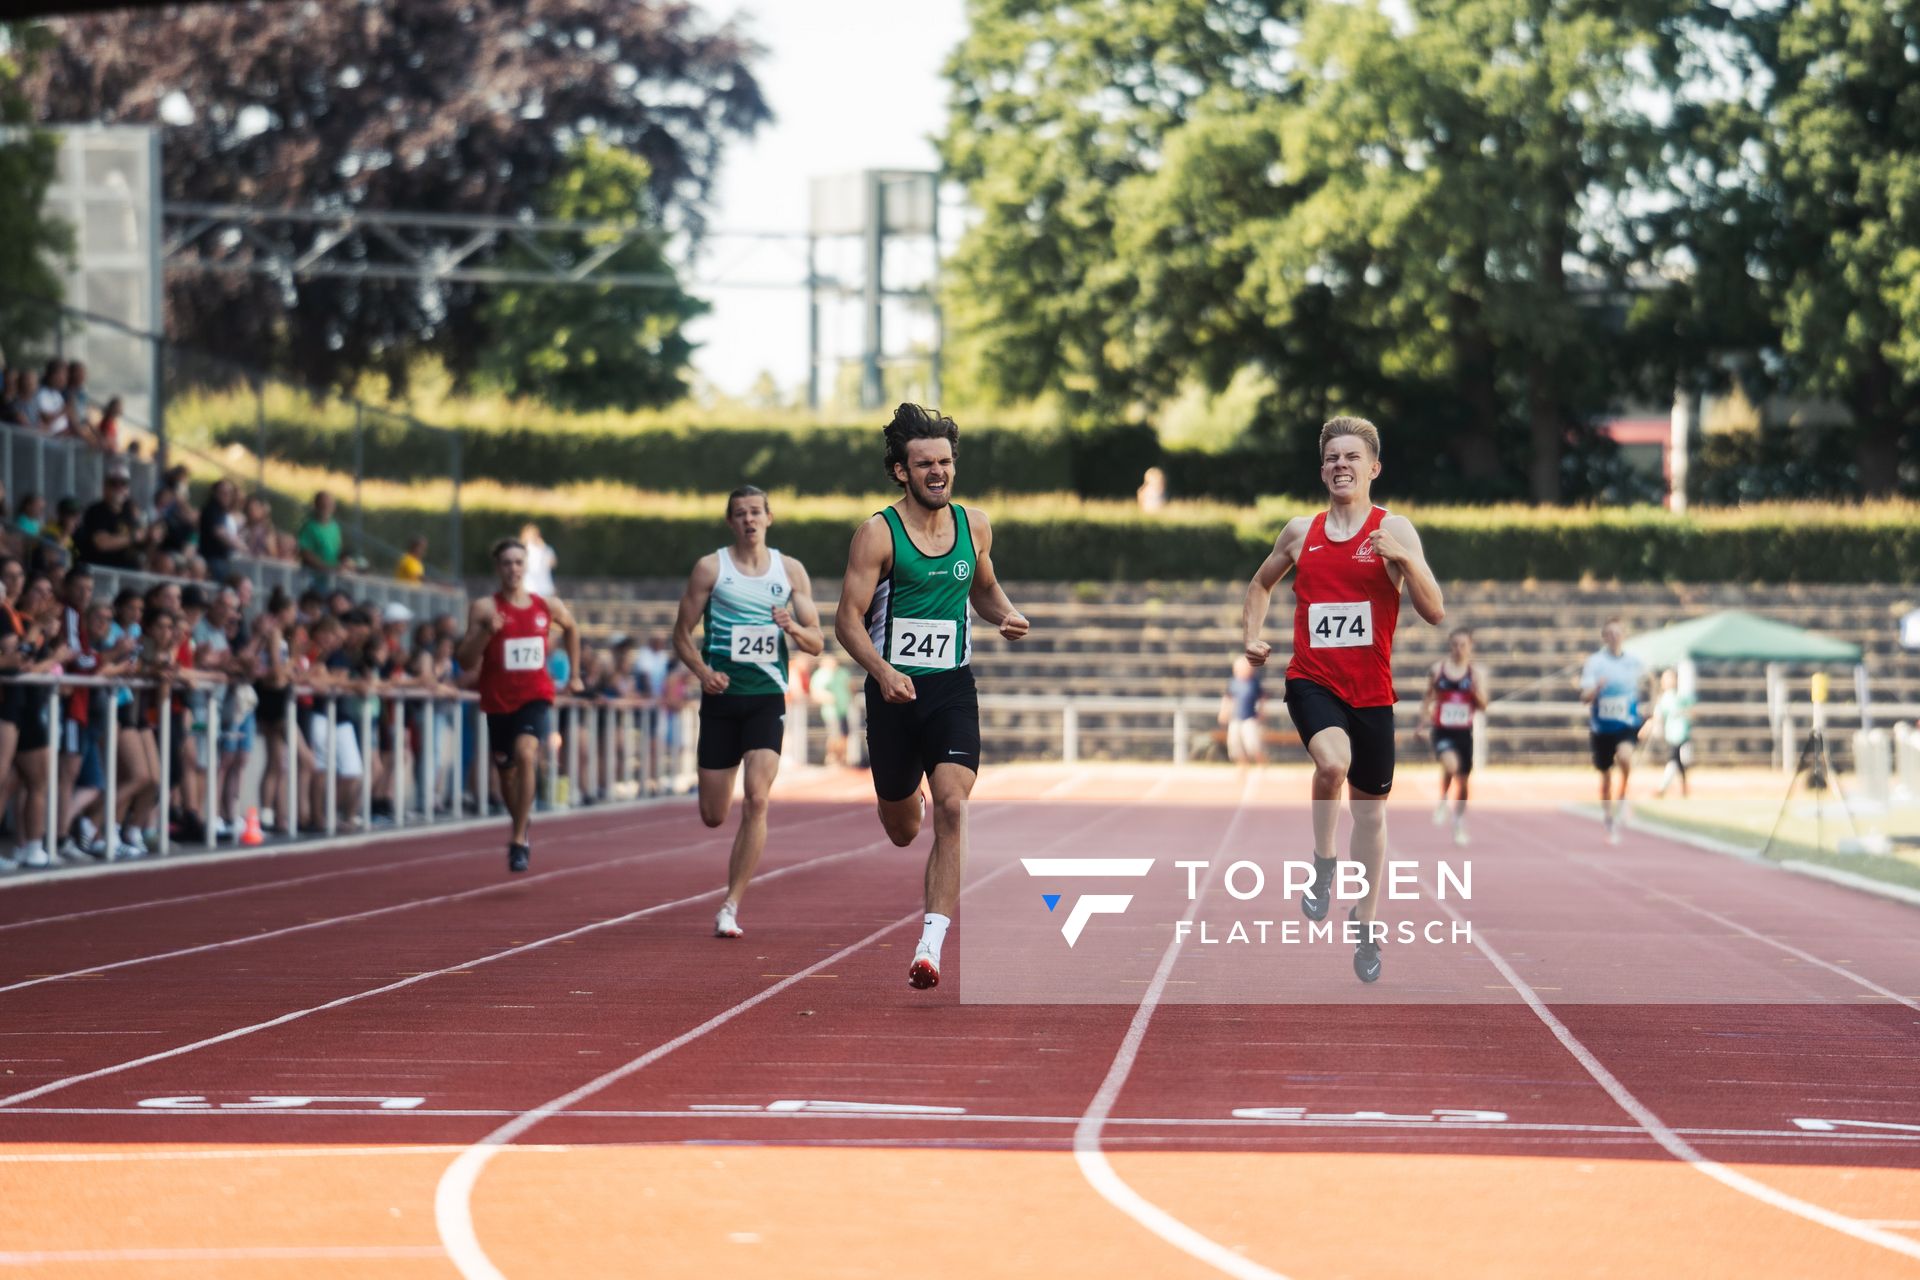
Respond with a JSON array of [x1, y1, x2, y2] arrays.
[[703, 547, 792, 695], [865, 505, 975, 676]]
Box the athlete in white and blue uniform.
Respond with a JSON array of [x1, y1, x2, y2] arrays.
[[673, 485, 824, 939], [1580, 618, 1651, 845]]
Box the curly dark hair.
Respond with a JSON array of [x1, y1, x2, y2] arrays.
[[882, 403, 959, 488]]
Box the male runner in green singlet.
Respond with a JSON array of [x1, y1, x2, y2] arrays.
[[674, 486, 824, 938], [835, 404, 1029, 991]]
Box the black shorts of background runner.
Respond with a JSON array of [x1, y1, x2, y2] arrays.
[[1431, 728, 1474, 776], [864, 666, 980, 802], [487, 699, 552, 767], [697, 692, 786, 770], [1589, 726, 1637, 771], [1284, 677, 1395, 796]]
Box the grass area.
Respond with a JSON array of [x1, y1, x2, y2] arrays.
[[1636, 790, 1920, 894]]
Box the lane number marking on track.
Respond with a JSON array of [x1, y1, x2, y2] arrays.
[[1793, 1117, 1920, 1135], [1231, 1106, 1509, 1124], [137, 1095, 426, 1111], [688, 1099, 967, 1115]]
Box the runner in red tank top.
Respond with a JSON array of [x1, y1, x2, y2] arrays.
[[1241, 416, 1445, 983], [457, 537, 584, 874], [1420, 628, 1488, 847]]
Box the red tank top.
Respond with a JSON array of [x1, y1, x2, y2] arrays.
[[1285, 506, 1401, 707], [1431, 665, 1476, 729], [479, 592, 556, 714]]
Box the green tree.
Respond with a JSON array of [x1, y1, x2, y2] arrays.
[[1233, 0, 1689, 501], [0, 24, 72, 347], [480, 139, 706, 412], [939, 0, 1296, 420], [1767, 0, 1920, 495]]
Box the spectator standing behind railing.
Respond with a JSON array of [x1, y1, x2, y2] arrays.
[[241, 494, 284, 561], [5, 572, 72, 869], [95, 396, 123, 455], [0, 558, 32, 868], [53, 567, 107, 861], [395, 535, 428, 584], [77, 466, 158, 571], [153, 467, 197, 563], [35, 361, 69, 436], [65, 360, 91, 430], [298, 492, 345, 591], [11, 369, 40, 429], [105, 588, 156, 857], [198, 479, 243, 585]]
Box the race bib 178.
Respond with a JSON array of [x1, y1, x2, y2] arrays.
[[891, 617, 958, 669], [1438, 701, 1473, 729], [1308, 601, 1372, 649], [502, 636, 545, 672]]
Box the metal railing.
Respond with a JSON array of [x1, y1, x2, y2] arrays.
[[0, 672, 698, 872]]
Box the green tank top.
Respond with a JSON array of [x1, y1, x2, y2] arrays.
[[702, 546, 791, 695], [864, 505, 975, 676]]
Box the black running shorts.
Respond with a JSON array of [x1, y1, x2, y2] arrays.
[[487, 699, 553, 767], [1430, 729, 1474, 776], [865, 666, 980, 803], [1589, 726, 1638, 771], [1284, 677, 1395, 796], [697, 692, 787, 771]]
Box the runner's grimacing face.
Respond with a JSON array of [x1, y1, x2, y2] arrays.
[[1321, 436, 1379, 499], [728, 497, 769, 544], [900, 439, 955, 509], [496, 548, 527, 592]]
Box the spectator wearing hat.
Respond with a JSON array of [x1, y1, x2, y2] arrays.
[[76, 467, 156, 571]]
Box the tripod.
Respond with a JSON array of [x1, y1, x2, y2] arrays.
[[1760, 729, 1862, 860]]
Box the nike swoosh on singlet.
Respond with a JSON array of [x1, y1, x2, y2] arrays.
[[1308, 545, 1325, 551]]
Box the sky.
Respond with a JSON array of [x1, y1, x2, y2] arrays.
[[684, 0, 969, 400]]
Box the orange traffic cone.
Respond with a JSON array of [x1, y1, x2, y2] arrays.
[[240, 808, 265, 846]]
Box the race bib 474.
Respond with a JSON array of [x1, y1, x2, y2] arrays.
[[1308, 601, 1372, 649]]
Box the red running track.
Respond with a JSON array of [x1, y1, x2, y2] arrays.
[[0, 764, 1916, 1279]]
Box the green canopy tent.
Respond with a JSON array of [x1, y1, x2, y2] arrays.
[[1622, 610, 1862, 667], [1623, 611, 1867, 765]]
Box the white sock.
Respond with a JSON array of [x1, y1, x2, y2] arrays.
[[919, 912, 951, 958]]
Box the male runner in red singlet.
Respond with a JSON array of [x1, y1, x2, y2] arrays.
[[1242, 416, 1445, 983], [1421, 627, 1487, 846], [458, 537, 585, 873]]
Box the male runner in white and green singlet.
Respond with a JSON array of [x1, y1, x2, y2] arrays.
[[835, 404, 1029, 991], [674, 486, 824, 938]]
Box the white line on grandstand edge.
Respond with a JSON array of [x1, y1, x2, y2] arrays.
[[1072, 774, 1288, 1280], [0, 838, 885, 1111], [1428, 887, 1920, 1263], [0, 806, 697, 934], [0, 808, 855, 993]]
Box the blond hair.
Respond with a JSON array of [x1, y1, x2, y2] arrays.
[[1319, 415, 1381, 458]]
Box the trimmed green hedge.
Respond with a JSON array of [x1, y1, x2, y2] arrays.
[[217, 418, 1168, 498], [350, 495, 1920, 582]]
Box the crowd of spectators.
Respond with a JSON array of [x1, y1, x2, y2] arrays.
[[2, 356, 124, 453]]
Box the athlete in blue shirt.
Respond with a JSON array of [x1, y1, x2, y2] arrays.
[[1579, 619, 1652, 845]]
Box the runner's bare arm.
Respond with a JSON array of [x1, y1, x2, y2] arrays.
[[673, 554, 728, 695], [455, 596, 499, 670], [547, 595, 586, 693], [1371, 514, 1445, 626], [964, 508, 1028, 641], [835, 516, 913, 702], [772, 557, 826, 657], [1420, 662, 1441, 722], [1242, 517, 1309, 666], [1472, 662, 1491, 709]]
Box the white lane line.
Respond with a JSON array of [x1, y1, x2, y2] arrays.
[[1072, 774, 1287, 1280], [13, 1107, 1917, 1146], [0, 1144, 569, 1163], [1428, 884, 1920, 1263], [433, 771, 1172, 1280], [1550, 845, 1920, 1012], [0, 804, 704, 934], [0, 1246, 448, 1263], [0, 807, 856, 995], [0, 837, 887, 1111]]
